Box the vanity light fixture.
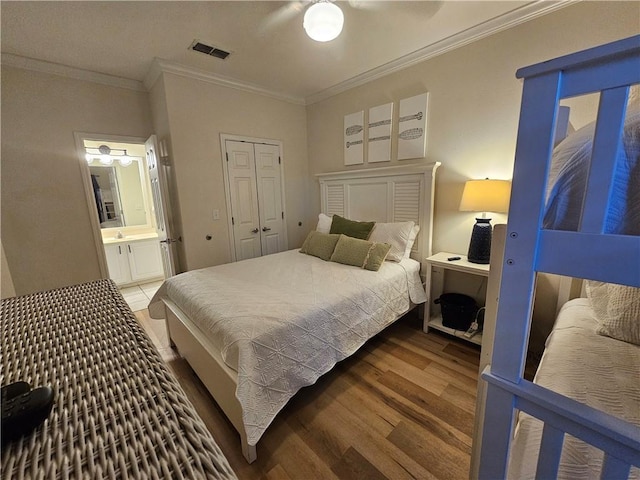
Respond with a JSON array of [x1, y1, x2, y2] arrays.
[[118, 155, 133, 167], [303, 1, 344, 42], [85, 145, 137, 167], [99, 155, 114, 166]]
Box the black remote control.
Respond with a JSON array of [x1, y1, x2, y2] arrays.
[[2, 386, 54, 444], [1, 381, 32, 402]]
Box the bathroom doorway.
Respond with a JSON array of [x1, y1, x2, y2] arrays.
[[76, 133, 168, 309]]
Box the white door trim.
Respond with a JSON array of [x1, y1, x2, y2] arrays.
[[220, 133, 288, 262], [74, 131, 149, 279]]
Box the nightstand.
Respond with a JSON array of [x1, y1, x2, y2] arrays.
[[424, 252, 490, 346]]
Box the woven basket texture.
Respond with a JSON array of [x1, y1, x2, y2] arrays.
[[1, 280, 237, 480]]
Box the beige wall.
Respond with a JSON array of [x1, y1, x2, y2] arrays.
[[2, 1, 636, 301], [1, 67, 153, 295], [149, 73, 310, 272], [305, 1, 639, 349], [306, 1, 639, 256]]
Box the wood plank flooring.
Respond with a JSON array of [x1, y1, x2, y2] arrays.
[[135, 309, 480, 480]]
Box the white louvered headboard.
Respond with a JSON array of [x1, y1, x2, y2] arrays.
[[316, 163, 440, 271]]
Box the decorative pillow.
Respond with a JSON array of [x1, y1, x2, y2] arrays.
[[364, 242, 392, 271], [404, 224, 420, 259], [586, 280, 640, 345], [329, 214, 375, 240], [585, 280, 609, 324], [329, 235, 391, 272], [299, 230, 340, 261], [543, 107, 640, 235], [316, 213, 333, 234], [368, 221, 415, 262]]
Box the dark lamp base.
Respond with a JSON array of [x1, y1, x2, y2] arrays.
[[467, 218, 492, 264]]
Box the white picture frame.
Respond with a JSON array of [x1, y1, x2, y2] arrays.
[[367, 103, 393, 163], [398, 93, 428, 160], [344, 111, 364, 166]]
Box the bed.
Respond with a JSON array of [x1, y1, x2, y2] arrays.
[[1, 279, 236, 479], [477, 35, 640, 479], [148, 163, 439, 463], [508, 296, 640, 479]]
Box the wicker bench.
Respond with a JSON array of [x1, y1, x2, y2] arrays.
[[1, 279, 236, 479]]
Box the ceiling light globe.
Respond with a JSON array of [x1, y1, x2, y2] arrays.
[[303, 2, 344, 42]]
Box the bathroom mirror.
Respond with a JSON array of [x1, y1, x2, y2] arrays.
[[89, 159, 149, 228]]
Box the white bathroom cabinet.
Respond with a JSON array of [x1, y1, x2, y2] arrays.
[[104, 238, 163, 286]]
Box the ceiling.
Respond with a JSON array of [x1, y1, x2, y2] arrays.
[[1, 1, 570, 104]]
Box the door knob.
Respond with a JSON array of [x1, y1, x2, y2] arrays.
[[262, 227, 272, 232], [251, 228, 259, 233]]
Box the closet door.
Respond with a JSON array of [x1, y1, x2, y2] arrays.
[[254, 144, 285, 255], [226, 141, 262, 261]]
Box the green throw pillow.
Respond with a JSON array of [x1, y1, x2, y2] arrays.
[[364, 242, 392, 271], [329, 214, 375, 240], [299, 230, 340, 261], [330, 235, 391, 272]]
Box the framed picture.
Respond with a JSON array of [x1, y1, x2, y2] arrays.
[[344, 111, 364, 165], [398, 93, 428, 160], [367, 103, 393, 163]]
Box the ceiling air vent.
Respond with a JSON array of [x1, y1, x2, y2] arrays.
[[190, 40, 231, 60]]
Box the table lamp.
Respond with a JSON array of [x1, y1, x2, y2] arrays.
[[459, 179, 511, 264]]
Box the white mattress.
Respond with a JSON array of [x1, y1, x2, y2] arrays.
[[149, 249, 426, 446], [508, 298, 640, 479]]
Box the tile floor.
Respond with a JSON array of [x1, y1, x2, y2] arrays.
[[119, 280, 163, 312]]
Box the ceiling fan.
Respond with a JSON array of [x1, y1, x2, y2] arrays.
[[264, 1, 430, 43], [260, 0, 347, 42], [303, 1, 344, 42], [264, 1, 444, 43]]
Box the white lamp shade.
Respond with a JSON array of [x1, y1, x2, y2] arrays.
[[303, 2, 344, 42], [459, 179, 511, 213]]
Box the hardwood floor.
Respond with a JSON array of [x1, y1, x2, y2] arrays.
[[135, 309, 481, 480]]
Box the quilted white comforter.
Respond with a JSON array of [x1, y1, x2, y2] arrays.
[[149, 249, 426, 446], [508, 298, 640, 479]]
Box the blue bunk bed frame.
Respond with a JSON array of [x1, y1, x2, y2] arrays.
[[478, 35, 640, 479]]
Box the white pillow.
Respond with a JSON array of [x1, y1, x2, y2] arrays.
[[585, 280, 608, 323], [316, 213, 332, 233], [543, 107, 640, 235], [404, 224, 420, 259], [586, 280, 640, 345], [368, 221, 415, 262]]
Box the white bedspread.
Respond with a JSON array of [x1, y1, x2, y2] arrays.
[[508, 298, 640, 479], [149, 249, 426, 446]]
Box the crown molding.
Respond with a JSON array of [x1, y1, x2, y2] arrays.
[[144, 57, 306, 106], [1, 53, 145, 92], [305, 0, 575, 105]]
